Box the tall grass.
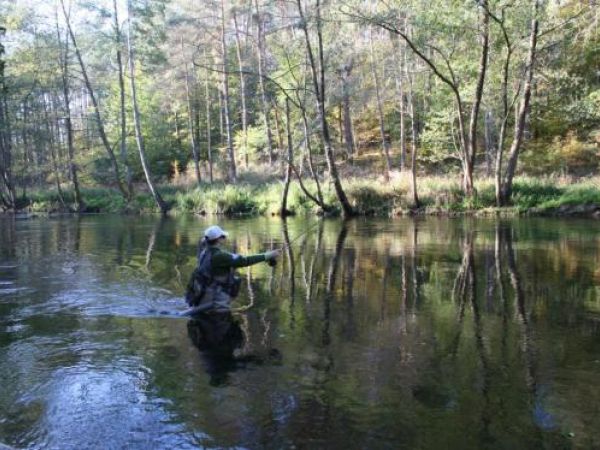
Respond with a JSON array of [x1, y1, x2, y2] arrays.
[[20, 175, 600, 216]]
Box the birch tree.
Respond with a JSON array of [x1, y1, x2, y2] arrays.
[[60, 0, 128, 198], [126, 0, 169, 214]]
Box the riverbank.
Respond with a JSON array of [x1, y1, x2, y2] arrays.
[[6, 175, 600, 218]]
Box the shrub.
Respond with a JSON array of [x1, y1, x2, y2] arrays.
[[204, 184, 258, 215], [347, 181, 396, 215]]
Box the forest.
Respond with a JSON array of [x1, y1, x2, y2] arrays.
[[0, 0, 598, 217]]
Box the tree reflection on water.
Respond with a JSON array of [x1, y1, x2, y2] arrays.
[[0, 216, 599, 449]]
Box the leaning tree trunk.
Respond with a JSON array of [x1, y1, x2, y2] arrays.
[[380, 19, 469, 196], [60, 0, 127, 199], [233, 10, 249, 168], [298, 83, 325, 207], [126, 0, 168, 214], [499, 0, 539, 205], [296, 0, 354, 217]]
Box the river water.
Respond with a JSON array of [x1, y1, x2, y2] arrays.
[[0, 215, 599, 449]]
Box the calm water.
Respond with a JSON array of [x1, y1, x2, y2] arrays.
[[0, 215, 599, 449]]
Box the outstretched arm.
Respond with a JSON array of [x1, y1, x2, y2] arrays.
[[212, 251, 267, 270]]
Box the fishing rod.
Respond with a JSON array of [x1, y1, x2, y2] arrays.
[[267, 219, 323, 267]]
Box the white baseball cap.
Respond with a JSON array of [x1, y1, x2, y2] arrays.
[[204, 225, 228, 241]]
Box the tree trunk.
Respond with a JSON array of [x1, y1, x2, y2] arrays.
[[126, 0, 168, 214], [254, 0, 274, 166], [43, 94, 67, 209], [0, 26, 12, 208], [500, 0, 539, 205], [174, 110, 181, 144], [494, 38, 513, 206], [299, 92, 325, 207], [337, 104, 343, 146], [378, 19, 471, 195], [407, 63, 420, 208], [21, 102, 33, 192], [0, 79, 16, 208], [369, 26, 392, 181], [296, 0, 354, 217], [274, 104, 285, 156], [203, 48, 213, 183], [113, 0, 133, 199], [60, 0, 127, 198], [233, 10, 249, 169], [464, 0, 490, 195], [218, 83, 224, 140], [339, 62, 355, 159], [391, 34, 407, 171], [56, 12, 84, 211], [220, 0, 236, 183], [181, 37, 201, 185], [484, 110, 494, 177]]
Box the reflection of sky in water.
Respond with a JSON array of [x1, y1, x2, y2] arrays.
[[4, 253, 185, 320], [533, 385, 556, 431], [534, 401, 556, 430], [39, 365, 201, 449]]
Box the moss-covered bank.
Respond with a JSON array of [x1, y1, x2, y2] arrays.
[[9, 175, 600, 218]]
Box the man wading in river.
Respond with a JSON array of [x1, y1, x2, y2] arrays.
[[184, 225, 279, 315]]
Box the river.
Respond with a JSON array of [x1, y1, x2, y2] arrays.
[[0, 215, 599, 449]]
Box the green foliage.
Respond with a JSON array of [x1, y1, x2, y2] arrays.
[[176, 182, 326, 217], [3, 0, 600, 212], [204, 185, 255, 215], [83, 188, 128, 212], [234, 126, 268, 163], [538, 184, 600, 210], [19, 174, 600, 217], [176, 184, 258, 215], [253, 183, 282, 215], [521, 133, 599, 176], [565, 90, 600, 133], [419, 109, 459, 166], [507, 178, 563, 210]]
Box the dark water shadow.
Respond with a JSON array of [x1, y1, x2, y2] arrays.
[[187, 313, 282, 387]]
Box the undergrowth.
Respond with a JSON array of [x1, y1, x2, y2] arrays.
[[19, 175, 600, 217]]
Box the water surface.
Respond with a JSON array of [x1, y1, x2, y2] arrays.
[[1, 215, 599, 449]]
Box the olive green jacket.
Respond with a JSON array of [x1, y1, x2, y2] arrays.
[[206, 246, 267, 277]]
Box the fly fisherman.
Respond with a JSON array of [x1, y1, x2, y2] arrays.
[[184, 225, 279, 315]]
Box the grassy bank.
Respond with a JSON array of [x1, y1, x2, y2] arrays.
[[19, 174, 600, 217]]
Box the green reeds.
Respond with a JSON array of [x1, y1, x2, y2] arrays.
[[20, 175, 600, 217]]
